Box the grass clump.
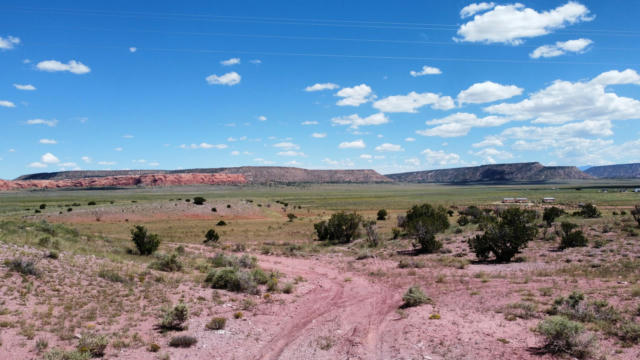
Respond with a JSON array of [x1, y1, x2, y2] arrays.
[[205, 267, 258, 294], [43, 349, 90, 360], [500, 302, 538, 321], [536, 316, 595, 359], [205, 317, 226, 330], [97, 268, 127, 283], [149, 253, 183, 272], [159, 303, 188, 331], [168, 335, 197, 348], [4, 258, 39, 276], [77, 333, 108, 357], [401, 286, 432, 308]]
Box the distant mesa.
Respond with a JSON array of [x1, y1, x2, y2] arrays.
[[5, 162, 638, 191], [3, 166, 391, 191], [386, 162, 593, 183], [584, 163, 640, 179]]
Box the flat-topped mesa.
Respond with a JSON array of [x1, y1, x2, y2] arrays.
[[585, 163, 640, 179], [387, 162, 593, 183], [15, 166, 392, 184], [0, 173, 247, 191]]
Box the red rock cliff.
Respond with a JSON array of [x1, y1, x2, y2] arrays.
[[0, 173, 247, 191]]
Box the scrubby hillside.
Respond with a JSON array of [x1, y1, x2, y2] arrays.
[[584, 163, 640, 178], [387, 162, 592, 183]]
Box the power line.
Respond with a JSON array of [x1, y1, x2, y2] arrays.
[[6, 6, 640, 36], [28, 25, 640, 52], [31, 42, 639, 66]]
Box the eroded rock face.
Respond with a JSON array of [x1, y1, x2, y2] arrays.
[[0, 173, 246, 191]]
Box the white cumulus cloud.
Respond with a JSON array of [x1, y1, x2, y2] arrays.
[[13, 84, 36, 91], [39, 139, 57, 144], [417, 112, 509, 138], [335, 84, 374, 106], [221, 58, 240, 66], [206, 72, 241, 86], [457, 81, 523, 105], [26, 119, 57, 127], [0, 36, 20, 50], [421, 149, 461, 166], [312, 133, 327, 138], [331, 113, 388, 128], [305, 83, 339, 91], [456, 2, 593, 45], [530, 38, 593, 58], [338, 139, 366, 149], [0, 100, 15, 108], [410, 66, 442, 77], [41, 152, 59, 164], [460, 2, 496, 18], [36, 60, 91, 74], [485, 69, 640, 125], [373, 92, 455, 113], [375, 143, 404, 152], [274, 142, 300, 150]]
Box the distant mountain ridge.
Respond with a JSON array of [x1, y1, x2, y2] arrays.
[[584, 163, 640, 179], [15, 166, 392, 184], [386, 162, 593, 183]]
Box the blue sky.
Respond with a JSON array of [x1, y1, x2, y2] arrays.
[[1, 1, 640, 179]]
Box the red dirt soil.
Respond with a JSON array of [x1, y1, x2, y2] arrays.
[[0, 173, 246, 191]]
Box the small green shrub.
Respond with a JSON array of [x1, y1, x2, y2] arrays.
[[159, 303, 188, 331], [377, 209, 388, 221], [251, 268, 269, 285], [216, 220, 227, 226], [618, 321, 640, 344], [287, 213, 297, 222], [206, 317, 226, 330], [313, 212, 363, 244], [404, 203, 449, 253], [579, 203, 601, 218], [559, 222, 588, 249], [130, 225, 160, 255], [457, 215, 469, 226], [168, 335, 197, 348], [205, 268, 258, 294], [391, 227, 401, 239], [39, 204, 47, 210], [77, 333, 108, 357], [543, 206, 564, 227], [468, 208, 537, 262], [193, 197, 206, 205], [266, 276, 279, 293], [87, 201, 96, 206], [43, 349, 90, 360], [401, 286, 432, 308], [536, 316, 595, 359], [631, 205, 640, 227], [4, 258, 39, 276], [204, 229, 220, 245], [282, 282, 294, 294], [211, 207, 217, 212], [149, 253, 183, 272]]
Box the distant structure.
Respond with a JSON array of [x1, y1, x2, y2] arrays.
[[502, 197, 515, 203], [635, 188, 640, 193], [543, 197, 556, 203], [515, 197, 528, 203]]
